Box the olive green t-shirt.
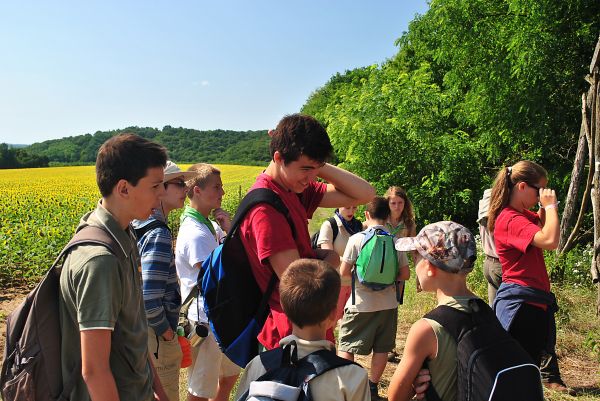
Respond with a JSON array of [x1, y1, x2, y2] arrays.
[[59, 202, 153, 401], [423, 296, 479, 401]]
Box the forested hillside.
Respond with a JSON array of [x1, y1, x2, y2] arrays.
[[302, 0, 600, 229], [0, 143, 49, 169], [25, 126, 271, 166]]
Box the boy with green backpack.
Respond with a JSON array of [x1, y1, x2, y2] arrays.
[[338, 196, 410, 400]]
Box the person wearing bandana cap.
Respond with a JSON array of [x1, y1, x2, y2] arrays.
[[388, 221, 479, 401]]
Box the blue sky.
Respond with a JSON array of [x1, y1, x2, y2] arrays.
[[0, 1, 429, 144]]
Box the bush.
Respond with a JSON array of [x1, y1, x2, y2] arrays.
[[546, 245, 595, 288]]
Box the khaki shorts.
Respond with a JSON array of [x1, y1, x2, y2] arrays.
[[338, 308, 398, 355], [187, 332, 241, 398], [147, 328, 182, 401]]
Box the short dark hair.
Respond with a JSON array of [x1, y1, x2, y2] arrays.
[[270, 114, 334, 164], [366, 196, 390, 221], [96, 133, 168, 197], [279, 259, 340, 328]]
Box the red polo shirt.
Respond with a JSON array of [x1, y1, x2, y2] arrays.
[[239, 173, 330, 349]]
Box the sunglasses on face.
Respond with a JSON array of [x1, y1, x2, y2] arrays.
[[526, 182, 543, 192], [165, 181, 186, 188]]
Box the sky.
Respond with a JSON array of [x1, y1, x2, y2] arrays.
[[0, 1, 429, 145]]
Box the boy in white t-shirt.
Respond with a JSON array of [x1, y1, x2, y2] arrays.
[[175, 163, 240, 401]]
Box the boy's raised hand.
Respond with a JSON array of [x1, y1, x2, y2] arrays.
[[212, 208, 231, 232]]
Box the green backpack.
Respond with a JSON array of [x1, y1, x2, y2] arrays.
[[354, 227, 399, 291]]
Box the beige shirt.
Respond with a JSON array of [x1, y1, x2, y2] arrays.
[[317, 214, 353, 258], [386, 219, 412, 266], [342, 226, 405, 312], [236, 335, 370, 401], [423, 296, 479, 401]]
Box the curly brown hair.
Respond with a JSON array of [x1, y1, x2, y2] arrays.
[[385, 186, 416, 234]]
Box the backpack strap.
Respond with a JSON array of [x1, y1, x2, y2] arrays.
[[358, 227, 376, 250], [229, 188, 295, 240], [423, 298, 490, 343], [327, 217, 339, 243], [57, 225, 125, 400], [179, 270, 201, 328], [225, 188, 293, 322], [133, 219, 170, 241], [257, 340, 359, 385], [54, 225, 126, 270], [302, 349, 358, 378], [421, 299, 489, 401]]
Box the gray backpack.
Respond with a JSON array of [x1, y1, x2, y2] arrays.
[[1, 225, 123, 401]]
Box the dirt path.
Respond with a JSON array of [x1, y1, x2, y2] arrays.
[[2, 289, 598, 400], [0, 285, 31, 358]]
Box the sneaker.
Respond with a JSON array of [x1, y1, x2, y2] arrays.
[[544, 381, 576, 396], [370, 388, 384, 401], [369, 380, 384, 400], [388, 349, 400, 362]]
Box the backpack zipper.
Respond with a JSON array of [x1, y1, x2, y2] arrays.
[[380, 240, 386, 274]]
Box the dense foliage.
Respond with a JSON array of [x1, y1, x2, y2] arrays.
[[0, 143, 49, 169], [302, 0, 600, 228], [25, 126, 271, 166]]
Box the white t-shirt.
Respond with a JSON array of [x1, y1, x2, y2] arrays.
[[175, 216, 224, 323], [342, 225, 401, 313]]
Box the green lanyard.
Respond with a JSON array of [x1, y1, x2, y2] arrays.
[[180, 206, 216, 236]]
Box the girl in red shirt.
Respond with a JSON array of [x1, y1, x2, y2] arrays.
[[487, 160, 560, 366]]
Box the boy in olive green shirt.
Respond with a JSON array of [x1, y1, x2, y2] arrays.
[[59, 134, 169, 401]]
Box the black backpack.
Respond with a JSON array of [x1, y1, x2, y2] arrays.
[[423, 298, 544, 401], [201, 188, 294, 368], [310, 217, 338, 249], [1, 225, 123, 401], [237, 340, 358, 401]]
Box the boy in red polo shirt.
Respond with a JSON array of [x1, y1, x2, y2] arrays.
[[238, 114, 376, 350]]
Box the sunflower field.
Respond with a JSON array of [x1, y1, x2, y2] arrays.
[[0, 164, 263, 284]]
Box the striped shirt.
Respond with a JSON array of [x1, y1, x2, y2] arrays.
[[133, 210, 181, 336]]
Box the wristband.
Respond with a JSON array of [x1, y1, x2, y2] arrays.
[[545, 203, 559, 210]]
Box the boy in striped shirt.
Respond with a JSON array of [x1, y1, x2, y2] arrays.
[[133, 161, 196, 401]]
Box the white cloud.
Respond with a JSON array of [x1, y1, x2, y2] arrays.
[[193, 80, 210, 87]]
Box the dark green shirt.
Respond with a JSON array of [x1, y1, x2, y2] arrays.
[[59, 202, 153, 401]]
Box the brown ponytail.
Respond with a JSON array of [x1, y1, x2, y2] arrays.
[[487, 161, 548, 231]]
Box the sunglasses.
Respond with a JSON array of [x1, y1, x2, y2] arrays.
[[527, 182, 543, 192], [165, 181, 186, 188]]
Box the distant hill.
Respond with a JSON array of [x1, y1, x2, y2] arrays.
[[25, 126, 271, 166]]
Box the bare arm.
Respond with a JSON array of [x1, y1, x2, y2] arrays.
[[339, 260, 354, 279], [388, 320, 437, 401], [320, 242, 334, 250], [318, 219, 334, 250], [397, 264, 410, 281], [81, 329, 119, 401], [314, 248, 340, 269], [318, 164, 375, 208], [532, 188, 560, 250], [268, 249, 301, 278]]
